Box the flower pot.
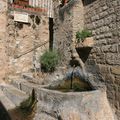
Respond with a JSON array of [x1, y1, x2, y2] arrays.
[[75, 37, 94, 48], [82, 37, 94, 47]]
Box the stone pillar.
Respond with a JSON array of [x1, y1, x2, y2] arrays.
[[53, 0, 84, 66], [0, 0, 7, 82]]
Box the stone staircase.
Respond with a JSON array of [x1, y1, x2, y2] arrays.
[[0, 73, 41, 118], [0, 84, 28, 107], [0, 89, 16, 111], [10, 74, 41, 95]]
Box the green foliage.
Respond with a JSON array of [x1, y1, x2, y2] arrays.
[[76, 29, 92, 43], [40, 50, 60, 72], [19, 89, 37, 116]]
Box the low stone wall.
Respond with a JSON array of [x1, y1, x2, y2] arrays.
[[84, 0, 120, 118]]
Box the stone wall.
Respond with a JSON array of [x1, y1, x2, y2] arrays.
[[0, 0, 7, 82], [72, 0, 84, 42], [53, 0, 84, 66], [53, 1, 73, 66], [4, 4, 49, 77], [84, 0, 120, 118]]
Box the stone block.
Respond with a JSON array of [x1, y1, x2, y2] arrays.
[[111, 67, 120, 75], [99, 11, 108, 18], [112, 1, 118, 6], [107, 38, 119, 45], [102, 5, 108, 11], [0, 14, 7, 33], [0, 84, 28, 106], [116, 110, 120, 120], [108, 8, 115, 14], [114, 76, 120, 86], [91, 15, 99, 21], [104, 15, 116, 25], [106, 84, 116, 100], [118, 44, 120, 53], [105, 74, 115, 84], [0, 89, 16, 110], [0, 0, 7, 12], [101, 44, 118, 53], [106, 53, 120, 65], [96, 53, 106, 64], [99, 65, 110, 73], [87, 59, 96, 65]]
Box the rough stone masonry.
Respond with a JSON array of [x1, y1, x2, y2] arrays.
[[84, 0, 120, 119], [0, 0, 50, 79], [0, 0, 7, 83], [0, 0, 120, 119]]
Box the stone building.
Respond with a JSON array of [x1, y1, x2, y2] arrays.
[[0, 0, 54, 80], [0, 0, 120, 119]]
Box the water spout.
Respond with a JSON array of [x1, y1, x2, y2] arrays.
[[70, 44, 86, 70], [70, 66, 75, 89]]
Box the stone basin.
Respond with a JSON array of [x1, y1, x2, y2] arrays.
[[45, 77, 94, 92], [35, 87, 116, 120]]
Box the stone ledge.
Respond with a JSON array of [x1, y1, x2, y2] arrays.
[[0, 89, 16, 110], [111, 67, 120, 75]]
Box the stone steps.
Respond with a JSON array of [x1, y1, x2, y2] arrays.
[[22, 72, 44, 84], [0, 89, 16, 110], [22, 72, 33, 81], [0, 84, 28, 107], [11, 78, 26, 90], [11, 78, 42, 95], [9, 73, 43, 95]]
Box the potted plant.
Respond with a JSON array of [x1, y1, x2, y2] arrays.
[[75, 29, 94, 47]]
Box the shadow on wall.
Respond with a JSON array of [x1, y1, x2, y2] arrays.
[[76, 47, 92, 63], [82, 0, 96, 6]]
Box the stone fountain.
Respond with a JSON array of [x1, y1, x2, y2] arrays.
[[34, 45, 117, 120]]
